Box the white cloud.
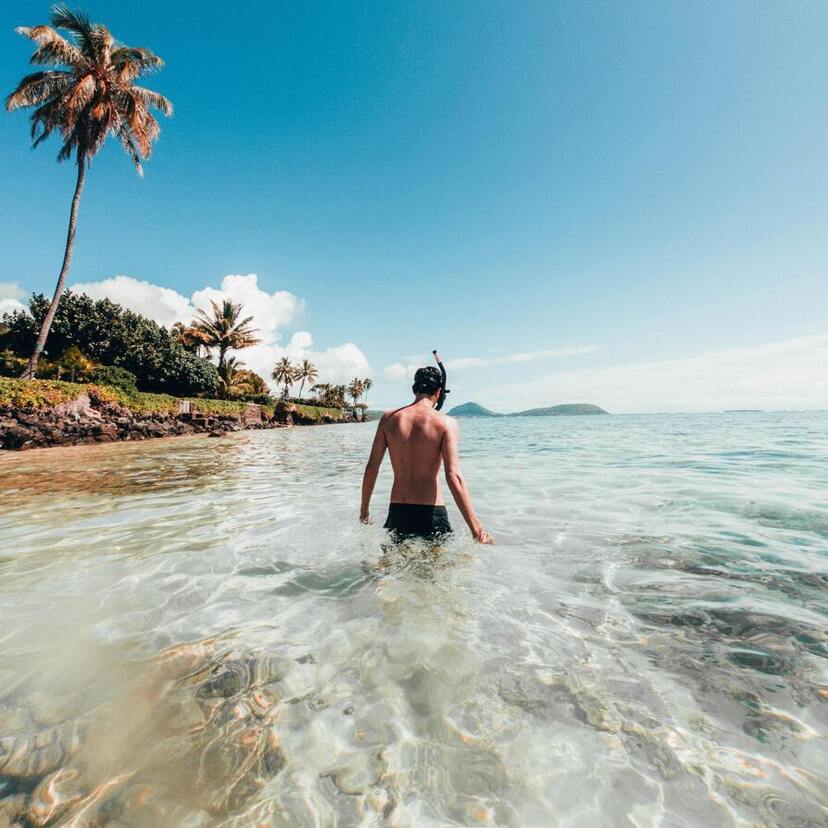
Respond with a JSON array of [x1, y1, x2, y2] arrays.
[[382, 345, 598, 382], [64, 273, 369, 389], [285, 331, 314, 352], [71, 275, 194, 328], [311, 342, 371, 383], [0, 298, 26, 316], [230, 336, 371, 388], [383, 362, 413, 381], [482, 333, 828, 413], [190, 274, 302, 344], [0, 283, 27, 316], [447, 346, 598, 370], [0, 282, 26, 301]]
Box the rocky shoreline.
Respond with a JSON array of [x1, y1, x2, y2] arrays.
[[0, 394, 349, 451]]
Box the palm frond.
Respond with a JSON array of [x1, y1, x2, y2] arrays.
[[56, 128, 77, 162], [112, 47, 164, 81], [131, 85, 173, 116], [115, 123, 143, 175], [29, 100, 63, 147], [5, 70, 73, 110], [62, 72, 95, 114], [16, 25, 88, 69], [10, 7, 171, 169], [88, 23, 114, 62], [49, 5, 94, 54]]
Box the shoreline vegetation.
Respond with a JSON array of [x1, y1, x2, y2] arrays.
[[0, 377, 350, 451], [0, 290, 373, 453], [1, 8, 375, 448]]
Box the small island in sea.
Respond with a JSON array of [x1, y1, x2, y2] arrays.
[[448, 401, 609, 417]]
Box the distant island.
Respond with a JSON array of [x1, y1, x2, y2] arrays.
[[364, 402, 609, 420], [448, 401, 608, 417], [448, 402, 501, 417]]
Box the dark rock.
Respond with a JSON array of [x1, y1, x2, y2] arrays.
[[16, 412, 41, 427], [1, 394, 349, 451], [2, 424, 37, 450], [92, 423, 118, 438]]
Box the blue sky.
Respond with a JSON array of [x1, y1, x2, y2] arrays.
[[1, 1, 826, 411]]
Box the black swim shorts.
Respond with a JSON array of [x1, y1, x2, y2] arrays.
[[384, 503, 452, 540]]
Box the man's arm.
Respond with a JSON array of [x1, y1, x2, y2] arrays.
[[441, 418, 493, 543], [360, 414, 388, 523]]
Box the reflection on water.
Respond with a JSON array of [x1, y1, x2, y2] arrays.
[[0, 413, 827, 826]]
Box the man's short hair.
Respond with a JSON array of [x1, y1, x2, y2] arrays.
[[412, 366, 442, 395]]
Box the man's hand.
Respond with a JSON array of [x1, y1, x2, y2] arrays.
[[474, 528, 494, 544], [360, 513, 372, 525]]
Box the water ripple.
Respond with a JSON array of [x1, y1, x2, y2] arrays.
[[0, 413, 826, 825]]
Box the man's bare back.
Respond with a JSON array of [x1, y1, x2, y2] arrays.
[[383, 402, 448, 505], [360, 372, 492, 543]]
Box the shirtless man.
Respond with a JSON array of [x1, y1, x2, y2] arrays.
[[360, 366, 493, 543]]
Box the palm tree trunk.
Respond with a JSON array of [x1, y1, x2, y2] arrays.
[[21, 157, 87, 379], [298, 379, 305, 401]]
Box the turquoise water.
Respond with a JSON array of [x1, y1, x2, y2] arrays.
[[0, 412, 826, 826]]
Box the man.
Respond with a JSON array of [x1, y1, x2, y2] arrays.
[[360, 365, 493, 543]]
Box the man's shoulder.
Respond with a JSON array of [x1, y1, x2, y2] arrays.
[[378, 407, 405, 424], [427, 410, 457, 437], [437, 411, 458, 429]]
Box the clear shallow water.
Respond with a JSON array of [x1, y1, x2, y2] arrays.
[[0, 412, 826, 827]]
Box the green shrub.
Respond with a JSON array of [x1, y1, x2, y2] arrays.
[[0, 377, 345, 423], [91, 365, 138, 395], [294, 403, 343, 422], [0, 377, 77, 408], [184, 398, 247, 417], [126, 391, 179, 414], [1, 292, 220, 397]]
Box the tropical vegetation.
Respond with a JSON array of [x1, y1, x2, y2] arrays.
[[187, 300, 261, 374], [0, 289, 368, 416], [0, 376, 345, 423], [344, 378, 374, 419], [2, 7, 371, 434], [271, 357, 296, 399], [295, 359, 318, 401], [310, 383, 348, 409], [0, 292, 220, 397], [5, 4, 173, 379]]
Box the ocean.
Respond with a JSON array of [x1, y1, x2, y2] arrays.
[[0, 412, 826, 826]]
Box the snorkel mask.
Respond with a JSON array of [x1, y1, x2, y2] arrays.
[[432, 349, 450, 411]]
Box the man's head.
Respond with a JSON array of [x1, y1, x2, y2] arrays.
[[412, 366, 443, 400]]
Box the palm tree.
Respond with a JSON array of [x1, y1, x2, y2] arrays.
[[361, 377, 373, 407], [217, 356, 247, 399], [236, 369, 268, 397], [6, 6, 173, 379], [189, 299, 260, 374], [347, 378, 364, 413], [295, 359, 318, 402], [311, 382, 330, 406], [272, 357, 296, 399], [170, 322, 208, 356], [217, 358, 268, 399]]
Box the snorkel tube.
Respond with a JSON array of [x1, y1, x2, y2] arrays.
[[432, 349, 449, 411]]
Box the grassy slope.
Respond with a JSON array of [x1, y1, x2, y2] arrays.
[[0, 378, 342, 421]]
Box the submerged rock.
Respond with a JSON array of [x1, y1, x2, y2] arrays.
[[0, 721, 83, 780]]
